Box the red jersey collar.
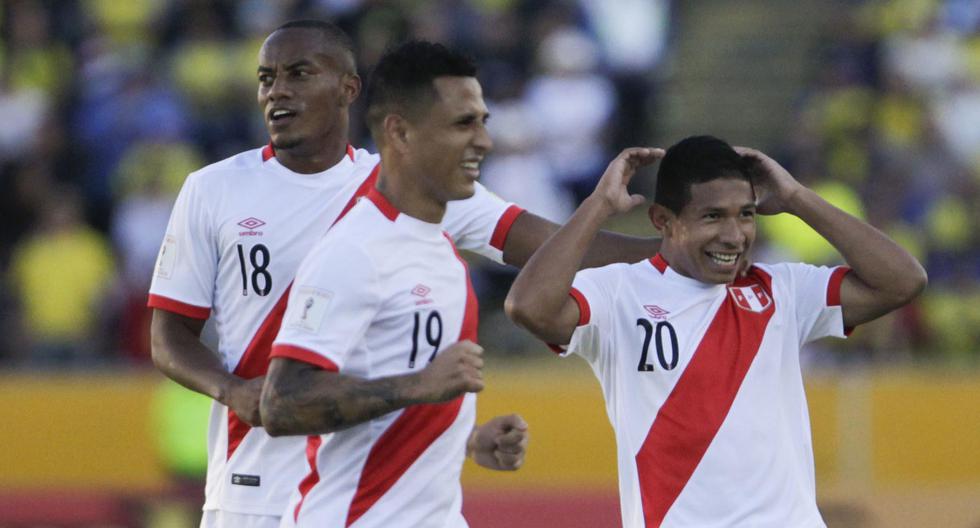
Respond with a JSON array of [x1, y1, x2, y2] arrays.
[[261, 143, 356, 162], [365, 187, 400, 221]]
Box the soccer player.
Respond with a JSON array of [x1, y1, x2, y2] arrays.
[[505, 136, 927, 527], [148, 20, 657, 528], [260, 40, 520, 527]]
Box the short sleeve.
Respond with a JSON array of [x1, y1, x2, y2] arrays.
[[559, 265, 621, 364], [770, 262, 851, 344], [270, 238, 381, 371], [147, 172, 215, 319], [442, 182, 524, 264]]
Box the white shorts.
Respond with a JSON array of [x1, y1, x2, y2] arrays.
[[200, 510, 281, 528]]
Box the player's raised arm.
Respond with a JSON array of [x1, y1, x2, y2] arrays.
[[502, 210, 661, 269], [506, 148, 663, 344], [737, 147, 927, 328], [261, 340, 484, 436]]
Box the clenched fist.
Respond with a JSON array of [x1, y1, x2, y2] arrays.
[[416, 340, 484, 403]]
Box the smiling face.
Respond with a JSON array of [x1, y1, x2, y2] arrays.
[[256, 28, 358, 157], [404, 76, 492, 203], [652, 176, 757, 284]]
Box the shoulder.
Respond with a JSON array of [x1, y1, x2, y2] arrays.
[[319, 200, 391, 255], [184, 147, 264, 187], [350, 148, 380, 167], [576, 261, 634, 289], [303, 213, 380, 277]]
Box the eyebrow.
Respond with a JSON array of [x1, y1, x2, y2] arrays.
[[699, 203, 756, 213], [257, 60, 315, 74], [454, 110, 490, 122]]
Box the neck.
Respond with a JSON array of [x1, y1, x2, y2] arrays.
[[657, 244, 689, 277], [275, 123, 349, 174], [375, 157, 446, 224]]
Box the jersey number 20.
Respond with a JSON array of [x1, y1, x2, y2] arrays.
[[636, 319, 678, 372]]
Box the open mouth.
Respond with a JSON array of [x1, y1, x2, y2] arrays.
[[706, 251, 739, 267], [461, 159, 482, 178], [269, 109, 297, 124]]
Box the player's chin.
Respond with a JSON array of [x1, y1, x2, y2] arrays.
[[699, 261, 739, 284], [449, 180, 477, 201], [270, 132, 303, 151]]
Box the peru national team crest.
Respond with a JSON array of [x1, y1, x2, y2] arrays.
[[728, 284, 772, 313]]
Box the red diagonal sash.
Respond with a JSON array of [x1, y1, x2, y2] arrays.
[[225, 163, 380, 460], [636, 268, 774, 526]]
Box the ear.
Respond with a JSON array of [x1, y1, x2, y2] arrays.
[[648, 203, 674, 235], [341, 73, 361, 105], [382, 114, 411, 154]]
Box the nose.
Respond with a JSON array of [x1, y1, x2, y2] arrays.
[[267, 75, 292, 101], [473, 122, 493, 153], [717, 218, 746, 247]]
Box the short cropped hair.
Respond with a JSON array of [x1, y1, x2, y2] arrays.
[[654, 135, 753, 214], [365, 40, 477, 141], [275, 19, 355, 70]]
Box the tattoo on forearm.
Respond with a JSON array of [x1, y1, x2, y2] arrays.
[[265, 362, 425, 435]]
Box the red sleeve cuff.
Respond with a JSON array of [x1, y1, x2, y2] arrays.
[[489, 205, 525, 251], [147, 294, 211, 320], [545, 288, 591, 354], [569, 288, 591, 326], [826, 266, 851, 307], [826, 266, 855, 335], [270, 344, 340, 372]]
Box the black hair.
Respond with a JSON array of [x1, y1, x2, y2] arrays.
[[365, 40, 477, 141], [654, 135, 753, 213], [274, 19, 355, 68]]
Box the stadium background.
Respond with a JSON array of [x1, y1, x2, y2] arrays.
[[0, 0, 978, 526]]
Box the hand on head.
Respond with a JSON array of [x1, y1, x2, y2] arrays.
[[592, 147, 665, 215], [734, 147, 805, 216]]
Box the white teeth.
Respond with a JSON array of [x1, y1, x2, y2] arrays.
[[461, 161, 480, 169], [272, 110, 292, 119], [708, 252, 738, 265]]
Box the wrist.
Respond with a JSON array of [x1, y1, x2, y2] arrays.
[[399, 371, 431, 405], [581, 194, 616, 221], [214, 374, 240, 405], [783, 185, 816, 216], [466, 426, 478, 459]]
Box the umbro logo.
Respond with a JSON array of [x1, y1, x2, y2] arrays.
[[238, 217, 266, 229], [412, 284, 433, 306], [238, 217, 265, 236], [643, 305, 670, 320]]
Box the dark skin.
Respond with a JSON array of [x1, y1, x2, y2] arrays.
[[506, 147, 928, 345], [262, 75, 529, 466], [151, 28, 658, 436]]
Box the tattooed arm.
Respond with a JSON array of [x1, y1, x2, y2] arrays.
[[260, 340, 485, 436]]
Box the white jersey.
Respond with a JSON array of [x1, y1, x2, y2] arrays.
[[559, 254, 851, 528], [148, 144, 522, 517], [271, 188, 478, 528]]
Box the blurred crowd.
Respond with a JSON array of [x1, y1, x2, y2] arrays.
[[766, 0, 980, 363], [0, 0, 976, 369]]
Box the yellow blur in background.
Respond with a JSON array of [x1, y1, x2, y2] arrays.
[[1, 359, 977, 528]]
